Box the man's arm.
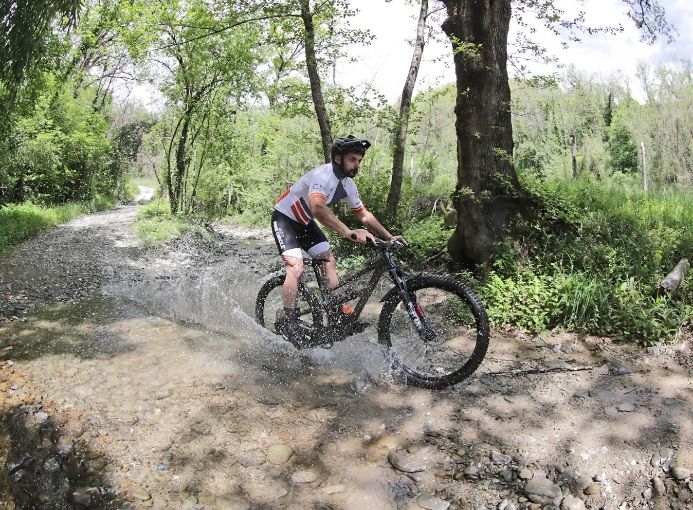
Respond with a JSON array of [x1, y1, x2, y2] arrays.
[[354, 208, 392, 239], [308, 196, 373, 243], [355, 208, 407, 244]]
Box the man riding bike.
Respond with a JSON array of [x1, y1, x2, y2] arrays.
[[271, 135, 406, 347]]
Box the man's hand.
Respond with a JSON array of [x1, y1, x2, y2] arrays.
[[349, 228, 375, 244], [389, 235, 407, 246]]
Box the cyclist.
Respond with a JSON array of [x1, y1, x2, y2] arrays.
[[271, 135, 406, 347]]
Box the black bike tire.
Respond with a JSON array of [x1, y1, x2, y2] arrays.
[[378, 274, 490, 389], [255, 274, 322, 331]]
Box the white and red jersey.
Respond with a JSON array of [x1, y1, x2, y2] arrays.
[[275, 162, 365, 225]]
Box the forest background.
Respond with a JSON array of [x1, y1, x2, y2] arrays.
[[0, 0, 690, 346]]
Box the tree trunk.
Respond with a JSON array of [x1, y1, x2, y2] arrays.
[[299, 0, 332, 162], [172, 112, 191, 214], [386, 0, 428, 220], [441, 0, 525, 267]]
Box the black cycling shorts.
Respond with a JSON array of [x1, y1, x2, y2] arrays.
[[271, 209, 330, 259]]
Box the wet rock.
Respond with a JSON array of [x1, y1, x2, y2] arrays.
[[291, 469, 318, 484], [239, 448, 266, 467], [69, 487, 104, 507], [491, 451, 512, 465], [524, 477, 562, 506], [560, 496, 586, 510], [652, 476, 666, 496], [417, 493, 450, 510], [351, 374, 369, 392], [266, 444, 293, 465], [671, 466, 690, 480]]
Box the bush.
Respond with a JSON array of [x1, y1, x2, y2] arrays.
[[483, 176, 693, 344]]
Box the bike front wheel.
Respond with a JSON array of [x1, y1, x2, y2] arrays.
[[378, 274, 490, 389]]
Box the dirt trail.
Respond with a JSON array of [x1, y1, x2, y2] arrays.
[[0, 203, 691, 510]]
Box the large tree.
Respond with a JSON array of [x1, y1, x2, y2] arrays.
[[438, 0, 673, 267]]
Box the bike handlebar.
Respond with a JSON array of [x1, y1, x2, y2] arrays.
[[350, 233, 405, 250]]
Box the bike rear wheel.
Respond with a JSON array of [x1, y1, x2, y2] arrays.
[[378, 274, 489, 389], [255, 275, 321, 338]]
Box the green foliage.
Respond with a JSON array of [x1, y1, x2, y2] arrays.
[[402, 217, 451, 264], [480, 177, 692, 344], [132, 201, 212, 247], [606, 109, 639, 173], [0, 197, 116, 255]]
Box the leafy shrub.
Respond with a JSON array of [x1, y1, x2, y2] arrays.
[[402, 217, 451, 264]]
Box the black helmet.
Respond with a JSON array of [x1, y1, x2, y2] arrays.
[[331, 135, 371, 161]]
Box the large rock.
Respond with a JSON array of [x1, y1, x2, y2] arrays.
[[525, 477, 562, 506]]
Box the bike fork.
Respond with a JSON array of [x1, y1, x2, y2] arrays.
[[390, 270, 435, 341]]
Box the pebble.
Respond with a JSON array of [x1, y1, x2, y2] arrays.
[[266, 444, 293, 465], [594, 472, 607, 482], [491, 451, 512, 465], [616, 366, 633, 375], [519, 468, 533, 480], [583, 483, 600, 496], [388, 450, 427, 473], [417, 494, 450, 510], [574, 390, 590, 398], [652, 477, 666, 496], [464, 465, 480, 478], [291, 470, 317, 484], [671, 466, 690, 480], [617, 403, 635, 412], [560, 496, 586, 510], [524, 478, 562, 506]]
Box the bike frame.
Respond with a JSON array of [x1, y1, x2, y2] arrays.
[[303, 243, 432, 340]]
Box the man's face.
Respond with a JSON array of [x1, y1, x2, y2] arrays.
[[336, 152, 363, 178]]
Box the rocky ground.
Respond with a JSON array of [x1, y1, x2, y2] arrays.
[[0, 200, 691, 510]]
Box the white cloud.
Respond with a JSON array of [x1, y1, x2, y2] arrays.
[[339, 0, 692, 103]]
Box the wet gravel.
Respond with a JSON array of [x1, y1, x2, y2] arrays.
[[1, 202, 692, 510]]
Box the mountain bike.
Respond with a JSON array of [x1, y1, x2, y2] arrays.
[[255, 239, 489, 389]]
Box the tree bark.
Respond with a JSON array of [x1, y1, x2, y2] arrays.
[[440, 0, 526, 267], [299, 0, 332, 162], [386, 0, 428, 220]]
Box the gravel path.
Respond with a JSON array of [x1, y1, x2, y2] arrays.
[[1, 203, 691, 510]]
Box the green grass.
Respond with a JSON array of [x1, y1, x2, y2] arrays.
[[0, 196, 117, 255], [133, 200, 212, 246]]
